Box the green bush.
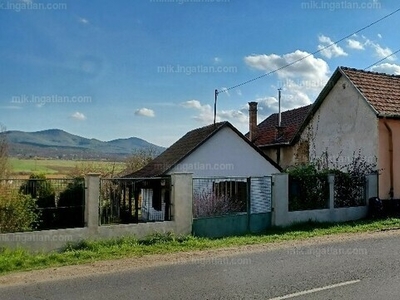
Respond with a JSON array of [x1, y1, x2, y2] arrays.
[[19, 174, 56, 208], [287, 164, 329, 211], [0, 185, 39, 233], [57, 177, 85, 228], [19, 174, 56, 229]]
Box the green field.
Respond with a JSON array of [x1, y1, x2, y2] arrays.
[[9, 158, 126, 177]]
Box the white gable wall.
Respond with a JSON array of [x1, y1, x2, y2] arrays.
[[167, 126, 280, 177], [301, 75, 378, 169]]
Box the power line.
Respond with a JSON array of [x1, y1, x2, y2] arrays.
[[364, 48, 400, 70], [217, 7, 400, 94]]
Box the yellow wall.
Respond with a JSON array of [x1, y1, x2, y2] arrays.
[[263, 144, 307, 170], [379, 119, 400, 199]]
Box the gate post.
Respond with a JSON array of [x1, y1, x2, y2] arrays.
[[85, 173, 101, 230], [271, 173, 289, 227], [170, 173, 193, 235]]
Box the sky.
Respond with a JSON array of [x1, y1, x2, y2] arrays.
[[1, 0, 399, 148]]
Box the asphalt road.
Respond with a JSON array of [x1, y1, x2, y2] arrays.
[[2, 231, 400, 300]]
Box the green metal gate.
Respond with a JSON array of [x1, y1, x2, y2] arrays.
[[192, 176, 272, 238]]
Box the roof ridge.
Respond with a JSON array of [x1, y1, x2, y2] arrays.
[[340, 66, 400, 78]]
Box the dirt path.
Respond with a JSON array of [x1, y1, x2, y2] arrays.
[[1, 229, 399, 287]]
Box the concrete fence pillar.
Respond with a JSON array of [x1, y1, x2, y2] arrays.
[[328, 174, 335, 209], [170, 173, 193, 235], [366, 173, 378, 200], [85, 173, 101, 230], [272, 173, 289, 227]]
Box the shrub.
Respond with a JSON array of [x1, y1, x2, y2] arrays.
[[19, 174, 56, 230], [19, 173, 56, 208], [193, 190, 246, 218], [0, 184, 39, 233], [287, 164, 330, 211], [286, 151, 377, 210], [57, 177, 85, 228]]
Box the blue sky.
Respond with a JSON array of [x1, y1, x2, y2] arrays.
[[0, 0, 399, 147]]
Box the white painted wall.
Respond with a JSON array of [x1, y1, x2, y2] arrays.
[[167, 126, 280, 177], [302, 76, 379, 169]]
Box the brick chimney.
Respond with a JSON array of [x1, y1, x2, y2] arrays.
[[248, 102, 258, 142]]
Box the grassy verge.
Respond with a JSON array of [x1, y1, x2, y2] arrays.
[[1, 217, 399, 276]]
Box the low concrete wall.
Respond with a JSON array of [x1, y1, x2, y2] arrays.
[[286, 206, 368, 225], [272, 173, 377, 227], [0, 173, 193, 252]]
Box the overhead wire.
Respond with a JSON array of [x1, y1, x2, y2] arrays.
[[364, 48, 400, 70], [217, 7, 400, 94]]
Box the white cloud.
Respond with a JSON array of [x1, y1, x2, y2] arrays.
[[370, 63, 400, 75], [219, 87, 230, 97], [317, 35, 347, 59], [79, 17, 89, 24], [219, 110, 247, 124], [181, 99, 203, 109], [214, 57, 221, 63], [134, 108, 155, 117], [0, 105, 22, 110], [245, 50, 329, 81], [377, 33, 382, 39], [347, 39, 364, 50], [244, 49, 330, 108], [71, 112, 86, 121], [236, 89, 242, 96], [181, 99, 213, 123], [247, 96, 278, 119], [365, 40, 396, 61], [181, 99, 247, 124]]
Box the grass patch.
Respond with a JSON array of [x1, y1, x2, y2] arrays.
[[0, 218, 399, 276]]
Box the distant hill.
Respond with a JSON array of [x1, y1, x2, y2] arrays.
[[3, 129, 165, 160]]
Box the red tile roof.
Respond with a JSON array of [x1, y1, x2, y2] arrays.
[[253, 67, 400, 148], [251, 104, 312, 147], [341, 67, 400, 117]]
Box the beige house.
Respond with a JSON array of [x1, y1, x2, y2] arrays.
[[248, 66, 400, 200]]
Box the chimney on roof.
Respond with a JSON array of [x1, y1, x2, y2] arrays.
[[248, 101, 258, 142]]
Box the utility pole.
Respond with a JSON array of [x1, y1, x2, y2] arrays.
[[278, 88, 282, 127], [213, 89, 218, 125]]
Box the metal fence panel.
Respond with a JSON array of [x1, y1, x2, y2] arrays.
[[99, 177, 171, 225], [0, 178, 85, 232], [193, 177, 248, 219], [250, 176, 272, 214]]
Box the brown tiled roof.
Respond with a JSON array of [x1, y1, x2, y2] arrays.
[[125, 121, 281, 178], [125, 122, 227, 178], [340, 67, 400, 117], [250, 104, 312, 147]]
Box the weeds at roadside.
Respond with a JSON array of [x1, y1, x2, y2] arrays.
[[0, 218, 399, 276]]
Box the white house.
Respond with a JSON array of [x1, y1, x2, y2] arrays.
[[128, 121, 281, 178]]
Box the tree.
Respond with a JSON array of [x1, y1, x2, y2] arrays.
[[124, 147, 159, 175], [0, 124, 10, 179]]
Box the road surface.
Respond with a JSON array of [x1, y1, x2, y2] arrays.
[[1, 230, 400, 299]]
